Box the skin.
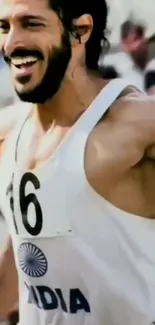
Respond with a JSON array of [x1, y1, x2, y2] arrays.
[[0, 0, 155, 321], [0, 237, 18, 319]]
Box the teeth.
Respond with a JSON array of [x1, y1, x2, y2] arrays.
[[11, 56, 38, 66]]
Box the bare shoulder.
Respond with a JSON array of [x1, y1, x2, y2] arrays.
[[102, 88, 155, 147], [108, 88, 155, 128], [86, 89, 155, 182]]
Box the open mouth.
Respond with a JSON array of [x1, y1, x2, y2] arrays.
[[11, 56, 39, 69]]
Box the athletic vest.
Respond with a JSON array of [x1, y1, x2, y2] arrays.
[[1, 79, 155, 325]]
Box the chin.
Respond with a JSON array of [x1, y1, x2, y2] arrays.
[[15, 82, 38, 94]]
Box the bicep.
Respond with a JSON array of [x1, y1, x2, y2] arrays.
[[96, 120, 145, 179], [105, 95, 155, 164], [112, 95, 155, 148]]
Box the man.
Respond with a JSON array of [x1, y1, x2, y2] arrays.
[[120, 21, 148, 71], [99, 20, 148, 90], [1, 0, 155, 324]]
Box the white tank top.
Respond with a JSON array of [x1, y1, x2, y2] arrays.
[[1, 79, 155, 325]]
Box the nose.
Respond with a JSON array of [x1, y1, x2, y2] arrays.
[[4, 26, 25, 56]]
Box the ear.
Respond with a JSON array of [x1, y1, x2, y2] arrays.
[[72, 14, 93, 45]]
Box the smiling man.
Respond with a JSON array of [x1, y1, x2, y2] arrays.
[[1, 0, 155, 325]]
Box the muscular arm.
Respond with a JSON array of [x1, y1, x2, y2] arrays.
[[91, 92, 155, 182], [116, 94, 155, 159]]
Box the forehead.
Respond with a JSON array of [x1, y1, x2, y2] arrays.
[[0, 0, 50, 19]]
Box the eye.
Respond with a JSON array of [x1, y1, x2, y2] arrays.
[[23, 21, 44, 29], [0, 21, 10, 33]]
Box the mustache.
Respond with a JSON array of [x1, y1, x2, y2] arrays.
[[3, 48, 44, 63]]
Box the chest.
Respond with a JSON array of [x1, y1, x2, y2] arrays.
[[15, 119, 70, 170]]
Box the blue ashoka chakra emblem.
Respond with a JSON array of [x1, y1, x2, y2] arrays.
[[18, 243, 48, 277]]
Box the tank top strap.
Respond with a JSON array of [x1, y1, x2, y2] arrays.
[[13, 103, 32, 162], [74, 78, 138, 134], [12, 102, 32, 145], [60, 79, 139, 175]]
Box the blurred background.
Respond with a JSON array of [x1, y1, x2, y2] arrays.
[[98, 0, 155, 93], [107, 0, 155, 44]]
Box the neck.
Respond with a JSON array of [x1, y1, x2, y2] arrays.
[[33, 67, 106, 130]]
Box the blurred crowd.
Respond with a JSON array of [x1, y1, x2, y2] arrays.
[[99, 19, 155, 95]]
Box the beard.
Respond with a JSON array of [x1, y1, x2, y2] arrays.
[[12, 30, 71, 104]]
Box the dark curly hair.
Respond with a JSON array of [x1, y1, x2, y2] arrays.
[[48, 0, 108, 70]]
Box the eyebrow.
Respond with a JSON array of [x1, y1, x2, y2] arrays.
[[22, 15, 46, 21], [0, 14, 46, 22]]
